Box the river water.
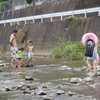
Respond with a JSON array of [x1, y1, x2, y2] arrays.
[[0, 56, 100, 100]]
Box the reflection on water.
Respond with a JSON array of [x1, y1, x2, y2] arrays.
[[0, 56, 100, 100]]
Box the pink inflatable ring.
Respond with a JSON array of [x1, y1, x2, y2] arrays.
[[82, 33, 98, 47], [95, 53, 99, 66]]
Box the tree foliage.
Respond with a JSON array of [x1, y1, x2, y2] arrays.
[[0, 0, 8, 2], [26, 0, 32, 4]]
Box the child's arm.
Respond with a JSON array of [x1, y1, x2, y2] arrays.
[[32, 46, 34, 52]]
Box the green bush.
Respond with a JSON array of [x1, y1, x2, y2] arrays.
[[12, 21, 20, 25], [65, 16, 76, 21], [52, 33, 100, 60], [52, 36, 85, 60]]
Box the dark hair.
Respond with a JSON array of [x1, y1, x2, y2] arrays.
[[29, 41, 33, 43], [21, 47, 24, 50], [13, 30, 18, 33]]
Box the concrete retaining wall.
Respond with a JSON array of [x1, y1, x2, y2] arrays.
[[0, 16, 100, 55]]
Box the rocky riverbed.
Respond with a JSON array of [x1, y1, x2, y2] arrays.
[[0, 56, 100, 100]]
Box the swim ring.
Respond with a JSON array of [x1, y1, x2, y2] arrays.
[[82, 33, 98, 47], [95, 53, 99, 66]]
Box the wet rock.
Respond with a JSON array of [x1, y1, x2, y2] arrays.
[[17, 72, 23, 75], [23, 88, 31, 94], [20, 86, 26, 90], [95, 72, 100, 76], [74, 68, 82, 71], [61, 65, 69, 68], [81, 67, 87, 71], [26, 84, 38, 90], [0, 69, 2, 72], [43, 96, 51, 100], [4, 80, 11, 84], [62, 78, 70, 81], [0, 64, 4, 67], [61, 65, 72, 70], [67, 68, 73, 70], [17, 85, 23, 89], [68, 91, 77, 96], [25, 76, 34, 80], [26, 84, 32, 88], [30, 86, 38, 90], [19, 82, 25, 86], [5, 87, 12, 91], [56, 90, 65, 95], [39, 91, 47, 95], [12, 86, 18, 90], [83, 77, 94, 82], [70, 78, 83, 83], [58, 86, 61, 89]]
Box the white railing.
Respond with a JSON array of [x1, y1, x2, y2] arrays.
[[0, 7, 100, 26]]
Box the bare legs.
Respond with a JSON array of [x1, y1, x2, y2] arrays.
[[92, 60, 96, 72], [12, 59, 15, 69], [87, 59, 96, 73], [28, 57, 33, 65], [19, 59, 22, 65], [12, 59, 20, 69]]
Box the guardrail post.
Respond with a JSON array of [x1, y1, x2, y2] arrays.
[[33, 19, 34, 23], [4, 22, 5, 27], [98, 7, 100, 16], [61, 14, 63, 20], [51, 16, 52, 22], [84, 10, 87, 18], [10, 22, 12, 26], [41, 17, 43, 23], [72, 11, 74, 16], [17, 21, 19, 25], [25, 19, 26, 24]]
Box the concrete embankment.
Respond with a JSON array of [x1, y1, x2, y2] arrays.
[[0, 0, 100, 55], [0, 16, 100, 55]]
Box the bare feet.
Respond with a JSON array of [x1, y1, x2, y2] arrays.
[[17, 65, 21, 68], [13, 66, 16, 70]]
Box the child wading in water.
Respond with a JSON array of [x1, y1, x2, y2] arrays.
[[86, 36, 97, 75], [27, 41, 34, 67], [18, 48, 24, 65]]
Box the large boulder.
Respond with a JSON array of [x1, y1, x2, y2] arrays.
[[68, 91, 77, 96], [25, 76, 34, 80], [56, 90, 65, 95], [5, 87, 12, 91], [83, 77, 94, 82], [70, 78, 83, 83]]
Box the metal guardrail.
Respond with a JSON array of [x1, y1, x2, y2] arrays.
[[0, 7, 100, 26]]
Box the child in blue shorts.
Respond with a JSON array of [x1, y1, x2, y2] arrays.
[[27, 41, 34, 67]]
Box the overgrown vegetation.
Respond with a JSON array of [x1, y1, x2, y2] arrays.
[[52, 36, 85, 60], [12, 21, 20, 26], [0, 0, 11, 12], [52, 32, 100, 60], [65, 16, 76, 21]]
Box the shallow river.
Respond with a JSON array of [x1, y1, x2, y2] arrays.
[[0, 56, 100, 100]]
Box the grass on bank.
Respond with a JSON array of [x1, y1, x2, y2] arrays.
[[52, 33, 100, 60]]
